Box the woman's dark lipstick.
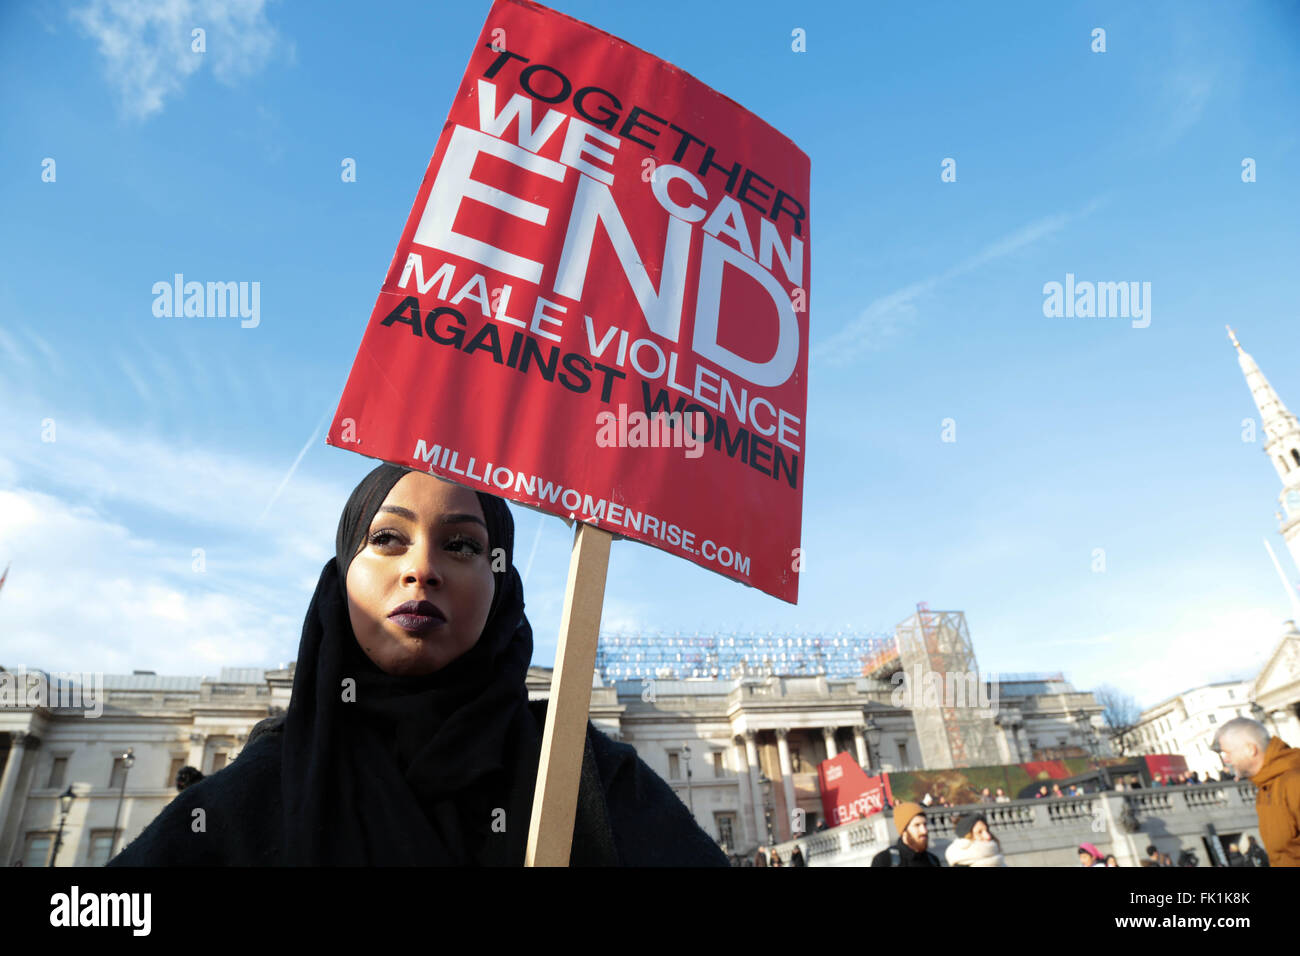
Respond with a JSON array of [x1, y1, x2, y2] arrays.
[[387, 600, 446, 634]]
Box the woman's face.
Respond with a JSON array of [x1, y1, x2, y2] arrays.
[[971, 819, 991, 841], [345, 472, 495, 676]]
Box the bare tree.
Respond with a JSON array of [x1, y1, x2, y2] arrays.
[[1093, 684, 1142, 755]]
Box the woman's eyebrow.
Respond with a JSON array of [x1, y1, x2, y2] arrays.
[[441, 513, 489, 531], [376, 506, 487, 532]]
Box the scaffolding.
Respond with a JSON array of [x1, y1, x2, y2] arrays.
[[860, 640, 902, 680], [894, 604, 1002, 769], [594, 629, 897, 681]]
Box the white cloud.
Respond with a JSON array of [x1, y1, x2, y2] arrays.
[[18, 330, 60, 374], [0, 485, 300, 674], [71, 0, 280, 120], [1033, 633, 1118, 649], [1159, 69, 1214, 147], [1067, 606, 1283, 709], [0, 362, 592, 676], [0, 385, 351, 674], [0, 328, 31, 369], [255, 406, 335, 526], [812, 197, 1105, 367], [115, 351, 154, 403], [1, 399, 340, 541]]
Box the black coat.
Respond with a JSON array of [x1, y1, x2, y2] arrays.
[[109, 700, 728, 867], [1245, 843, 1270, 867], [870, 838, 942, 867]]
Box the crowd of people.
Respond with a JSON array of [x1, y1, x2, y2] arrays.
[[1140, 770, 1235, 787], [742, 803, 1272, 868], [749, 844, 806, 867], [731, 715, 1300, 867], [912, 768, 1239, 808]]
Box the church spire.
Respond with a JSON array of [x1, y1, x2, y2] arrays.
[[1231, 326, 1300, 473], [1233, 329, 1300, 583]]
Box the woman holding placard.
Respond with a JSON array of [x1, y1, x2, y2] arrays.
[[110, 463, 727, 866]]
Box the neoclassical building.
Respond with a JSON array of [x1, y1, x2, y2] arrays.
[[0, 667, 289, 867], [1, 661, 1107, 864], [1121, 620, 1300, 778], [583, 670, 1108, 851], [1252, 620, 1300, 744], [1121, 678, 1256, 777]]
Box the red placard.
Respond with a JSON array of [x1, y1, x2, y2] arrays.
[[326, 0, 810, 603], [818, 752, 889, 827]]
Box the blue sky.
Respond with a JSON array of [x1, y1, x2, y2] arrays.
[[1, 0, 1298, 708]]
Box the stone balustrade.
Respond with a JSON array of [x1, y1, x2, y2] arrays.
[[766, 782, 1261, 867]]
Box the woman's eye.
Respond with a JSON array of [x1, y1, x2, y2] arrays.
[[369, 530, 405, 549], [446, 535, 486, 556]]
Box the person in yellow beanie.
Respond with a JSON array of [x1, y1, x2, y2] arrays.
[[870, 801, 941, 867]]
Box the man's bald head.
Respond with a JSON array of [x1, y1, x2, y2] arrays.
[[1214, 717, 1270, 779]]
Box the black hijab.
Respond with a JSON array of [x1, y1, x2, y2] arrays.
[[280, 463, 542, 865]]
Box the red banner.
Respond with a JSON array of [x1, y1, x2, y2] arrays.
[[326, 0, 810, 603], [818, 752, 888, 827], [1021, 760, 1071, 781], [1143, 753, 1189, 781]]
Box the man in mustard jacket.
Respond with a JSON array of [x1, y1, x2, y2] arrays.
[[1214, 717, 1300, 866]]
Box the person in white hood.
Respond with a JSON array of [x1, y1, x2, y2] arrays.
[[944, 812, 1006, 867]]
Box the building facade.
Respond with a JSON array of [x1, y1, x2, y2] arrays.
[[0, 666, 291, 867], [1119, 620, 1300, 778], [1122, 679, 1256, 777], [1251, 620, 1300, 745], [592, 670, 1107, 852], [1, 660, 1107, 864]]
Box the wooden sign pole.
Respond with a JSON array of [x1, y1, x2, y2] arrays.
[[525, 521, 613, 866]]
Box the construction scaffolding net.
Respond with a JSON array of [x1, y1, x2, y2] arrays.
[[894, 604, 1003, 769], [594, 629, 897, 681]]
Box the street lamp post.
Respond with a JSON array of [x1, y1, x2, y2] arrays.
[[864, 716, 882, 771], [1250, 703, 1279, 737], [758, 773, 774, 843], [681, 744, 695, 817], [110, 747, 134, 856], [49, 785, 77, 867], [1077, 716, 1099, 757]]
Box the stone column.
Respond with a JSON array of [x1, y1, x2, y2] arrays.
[[1016, 725, 1032, 761], [775, 728, 797, 841], [822, 726, 838, 759], [732, 737, 755, 849], [187, 732, 206, 772], [1099, 791, 1141, 866], [1282, 708, 1300, 745], [1268, 708, 1300, 745], [0, 733, 39, 865], [853, 725, 870, 770], [995, 720, 1015, 764], [744, 731, 764, 844]]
